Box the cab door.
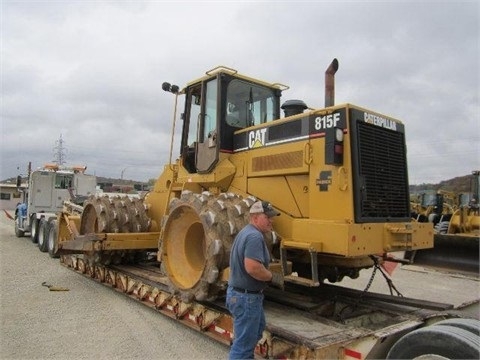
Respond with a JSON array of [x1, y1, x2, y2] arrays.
[[196, 78, 219, 173]]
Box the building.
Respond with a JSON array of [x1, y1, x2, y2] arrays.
[[0, 182, 24, 210]]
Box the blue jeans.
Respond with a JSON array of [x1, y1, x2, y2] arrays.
[[226, 286, 266, 360]]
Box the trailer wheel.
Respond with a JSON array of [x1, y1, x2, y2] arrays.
[[30, 217, 39, 243], [47, 219, 59, 258], [37, 218, 49, 252], [386, 324, 480, 359], [433, 318, 480, 336], [14, 217, 25, 238]]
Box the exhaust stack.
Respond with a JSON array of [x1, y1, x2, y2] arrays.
[[325, 58, 339, 107]]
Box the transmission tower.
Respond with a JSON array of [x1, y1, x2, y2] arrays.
[[52, 134, 67, 165]]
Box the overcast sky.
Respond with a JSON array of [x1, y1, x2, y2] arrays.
[[1, 1, 478, 184]]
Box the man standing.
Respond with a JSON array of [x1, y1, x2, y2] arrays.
[[226, 200, 280, 360]]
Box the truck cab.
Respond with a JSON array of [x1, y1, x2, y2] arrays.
[[15, 164, 96, 245]]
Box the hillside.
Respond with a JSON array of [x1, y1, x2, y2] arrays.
[[410, 172, 477, 194]]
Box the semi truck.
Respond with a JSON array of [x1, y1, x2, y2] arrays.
[[14, 163, 97, 254], [24, 60, 479, 358]]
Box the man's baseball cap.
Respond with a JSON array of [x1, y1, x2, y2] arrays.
[[249, 201, 280, 217]]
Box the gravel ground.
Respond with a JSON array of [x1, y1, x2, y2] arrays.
[[0, 214, 229, 360]]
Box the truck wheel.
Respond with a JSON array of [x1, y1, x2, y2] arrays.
[[14, 218, 25, 238], [47, 219, 59, 258], [30, 217, 39, 243], [37, 218, 49, 252], [386, 324, 480, 359]]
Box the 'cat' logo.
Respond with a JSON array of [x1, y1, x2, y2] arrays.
[[248, 128, 267, 148]]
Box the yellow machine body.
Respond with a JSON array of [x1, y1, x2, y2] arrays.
[[56, 62, 434, 301], [141, 63, 433, 298]]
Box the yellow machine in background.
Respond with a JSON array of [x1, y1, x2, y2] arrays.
[[408, 170, 479, 273], [53, 59, 433, 302], [410, 190, 457, 223]]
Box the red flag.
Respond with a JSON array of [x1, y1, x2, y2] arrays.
[[381, 260, 399, 276], [3, 210, 14, 221]]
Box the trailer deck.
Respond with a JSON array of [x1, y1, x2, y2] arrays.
[[60, 254, 479, 359]]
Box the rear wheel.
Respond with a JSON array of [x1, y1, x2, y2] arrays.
[[30, 217, 39, 243], [37, 218, 49, 252], [47, 219, 59, 258]]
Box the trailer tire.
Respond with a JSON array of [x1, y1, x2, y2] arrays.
[[31, 217, 39, 243], [47, 219, 59, 258], [37, 218, 49, 253], [386, 324, 480, 359], [433, 318, 480, 336]]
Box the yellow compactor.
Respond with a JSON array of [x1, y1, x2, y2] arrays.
[[50, 59, 433, 302]]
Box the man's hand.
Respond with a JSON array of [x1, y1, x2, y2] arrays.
[[270, 271, 284, 290]]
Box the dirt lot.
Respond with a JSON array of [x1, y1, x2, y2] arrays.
[[0, 215, 229, 360]]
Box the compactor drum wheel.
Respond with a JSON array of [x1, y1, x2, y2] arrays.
[[79, 195, 151, 264], [80, 195, 150, 234], [161, 191, 273, 302]]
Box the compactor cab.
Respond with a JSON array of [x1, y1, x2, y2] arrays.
[[173, 66, 283, 174], [144, 59, 433, 301]]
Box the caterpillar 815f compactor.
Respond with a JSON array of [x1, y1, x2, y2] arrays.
[[54, 59, 433, 302]]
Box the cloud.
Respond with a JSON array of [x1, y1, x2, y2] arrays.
[[1, 1, 479, 184]]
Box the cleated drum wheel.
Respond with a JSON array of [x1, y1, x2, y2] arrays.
[[161, 191, 277, 302], [79, 195, 151, 265], [80, 195, 150, 234]]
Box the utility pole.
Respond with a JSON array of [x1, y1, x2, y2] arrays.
[[121, 167, 129, 180], [53, 134, 67, 165]]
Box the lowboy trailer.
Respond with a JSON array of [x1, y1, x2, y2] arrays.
[[59, 252, 479, 359]]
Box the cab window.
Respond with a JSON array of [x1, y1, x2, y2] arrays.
[[226, 79, 276, 128]]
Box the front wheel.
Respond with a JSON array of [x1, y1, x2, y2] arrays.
[[14, 217, 25, 238], [30, 217, 39, 243], [37, 218, 49, 253]]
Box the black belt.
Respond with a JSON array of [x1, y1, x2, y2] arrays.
[[232, 286, 263, 294]]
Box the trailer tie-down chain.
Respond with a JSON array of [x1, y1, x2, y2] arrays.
[[336, 256, 403, 323], [368, 255, 403, 297]]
